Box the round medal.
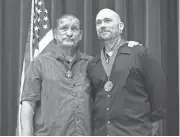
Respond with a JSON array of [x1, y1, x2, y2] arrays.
[[104, 81, 113, 92]]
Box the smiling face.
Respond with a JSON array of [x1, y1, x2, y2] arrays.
[[96, 9, 124, 41], [54, 15, 82, 48]]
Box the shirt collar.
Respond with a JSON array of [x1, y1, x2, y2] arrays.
[[117, 41, 132, 55], [94, 40, 132, 64], [104, 39, 132, 56], [106, 50, 113, 57], [51, 47, 81, 63]]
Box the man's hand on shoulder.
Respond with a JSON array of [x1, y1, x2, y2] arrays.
[[128, 41, 142, 47]]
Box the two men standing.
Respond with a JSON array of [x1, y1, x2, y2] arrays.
[[20, 8, 167, 136]]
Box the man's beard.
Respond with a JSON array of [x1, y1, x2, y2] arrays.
[[98, 34, 113, 41], [98, 30, 110, 39], [98, 31, 120, 41]]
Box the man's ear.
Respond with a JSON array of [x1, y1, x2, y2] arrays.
[[79, 30, 83, 40], [119, 22, 124, 33]]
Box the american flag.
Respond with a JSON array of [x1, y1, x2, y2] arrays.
[[17, 0, 54, 135], [32, 0, 54, 58], [23, 0, 54, 73]]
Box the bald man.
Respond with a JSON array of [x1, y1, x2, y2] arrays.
[[87, 8, 167, 136]]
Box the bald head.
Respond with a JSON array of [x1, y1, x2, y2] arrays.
[[96, 8, 124, 41], [96, 8, 121, 23]]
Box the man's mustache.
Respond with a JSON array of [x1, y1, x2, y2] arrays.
[[99, 29, 111, 34], [63, 38, 75, 41]]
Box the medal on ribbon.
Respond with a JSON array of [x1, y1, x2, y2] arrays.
[[101, 49, 115, 92], [104, 81, 113, 92], [101, 39, 124, 92]]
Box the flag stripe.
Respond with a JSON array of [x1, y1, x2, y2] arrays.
[[34, 29, 54, 58]]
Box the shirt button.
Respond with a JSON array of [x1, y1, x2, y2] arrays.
[[108, 95, 110, 97], [107, 108, 109, 111], [108, 121, 110, 124]]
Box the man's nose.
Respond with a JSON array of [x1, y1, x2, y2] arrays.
[[98, 22, 107, 30], [101, 21, 109, 27], [66, 29, 73, 37]]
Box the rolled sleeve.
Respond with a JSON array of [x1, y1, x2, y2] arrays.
[[20, 59, 42, 105]]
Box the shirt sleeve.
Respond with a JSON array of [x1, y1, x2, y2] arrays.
[[139, 47, 167, 122], [20, 59, 42, 105]]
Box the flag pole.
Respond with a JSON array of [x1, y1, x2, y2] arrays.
[[30, 0, 34, 61], [18, 0, 34, 135], [178, 0, 180, 135]]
